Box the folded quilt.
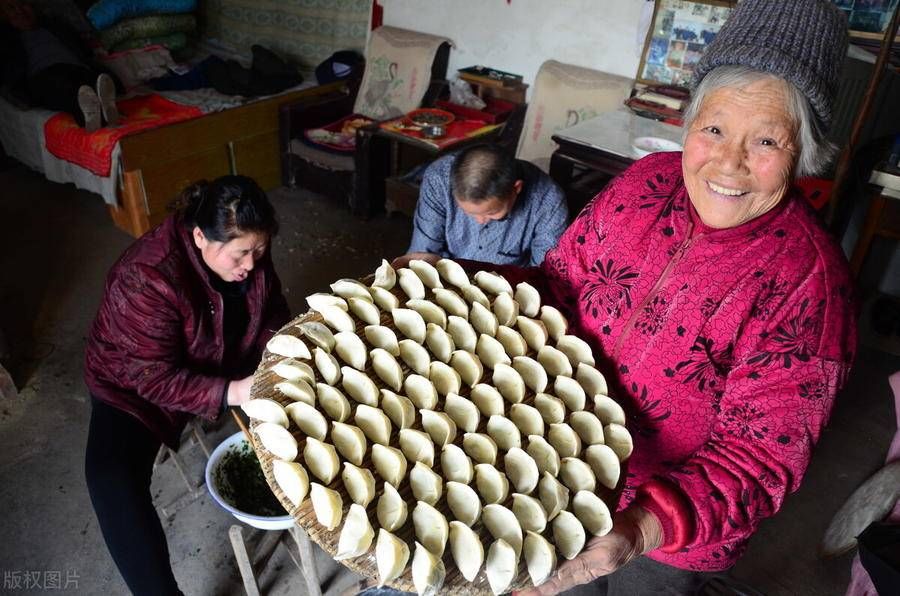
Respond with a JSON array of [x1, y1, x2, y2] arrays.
[[99, 14, 196, 49], [88, 0, 197, 30]]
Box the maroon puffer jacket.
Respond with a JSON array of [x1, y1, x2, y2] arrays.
[[84, 214, 290, 447]]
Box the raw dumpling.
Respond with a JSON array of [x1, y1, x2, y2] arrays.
[[486, 539, 517, 596], [341, 367, 379, 406], [534, 392, 566, 424], [410, 461, 443, 505], [444, 392, 481, 433], [381, 389, 416, 430], [409, 259, 443, 289], [433, 287, 468, 318], [474, 270, 513, 296], [303, 438, 340, 484], [271, 358, 315, 384], [573, 490, 613, 537], [482, 503, 523, 556], [335, 503, 374, 560], [330, 278, 372, 302], [377, 481, 408, 531], [331, 421, 367, 466], [342, 462, 377, 507], [604, 423, 634, 461], [555, 375, 587, 412], [429, 361, 461, 397], [370, 285, 401, 311], [375, 529, 409, 587], [296, 321, 337, 352], [317, 304, 356, 333], [474, 463, 509, 505], [559, 457, 597, 493], [420, 409, 457, 447], [449, 521, 484, 582], [576, 362, 609, 398], [309, 482, 343, 530], [510, 403, 544, 437], [392, 308, 426, 343], [446, 481, 482, 526], [540, 305, 568, 340], [594, 394, 627, 426], [372, 443, 408, 487], [436, 258, 469, 288], [348, 296, 381, 326], [504, 447, 540, 494], [425, 323, 455, 363], [516, 315, 549, 352], [334, 331, 368, 370], [441, 443, 474, 484], [407, 299, 447, 329], [539, 471, 570, 521], [493, 363, 526, 404], [314, 347, 342, 385], [447, 315, 477, 352], [413, 501, 449, 556], [355, 404, 393, 446], [306, 292, 347, 312], [487, 415, 522, 451], [512, 492, 548, 533], [464, 432, 499, 465], [399, 339, 431, 376], [515, 282, 541, 317], [538, 345, 573, 378], [476, 334, 511, 369], [274, 377, 316, 405], [399, 429, 436, 467], [557, 334, 595, 368], [449, 350, 483, 387], [373, 259, 396, 290], [398, 268, 426, 300], [317, 384, 351, 422], [471, 383, 505, 417], [272, 460, 309, 508], [524, 530, 557, 586], [371, 347, 404, 392], [471, 301, 499, 337], [241, 399, 288, 427], [404, 374, 438, 410], [496, 325, 528, 358], [584, 443, 621, 490], [513, 355, 548, 394], [527, 435, 561, 477], [570, 411, 606, 445], [267, 334, 311, 359], [492, 291, 519, 327], [412, 541, 445, 596], [462, 283, 491, 308], [548, 422, 582, 458], [285, 401, 328, 440], [553, 510, 586, 560]]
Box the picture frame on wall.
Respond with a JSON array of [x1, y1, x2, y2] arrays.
[[636, 0, 737, 88], [829, 0, 899, 41]]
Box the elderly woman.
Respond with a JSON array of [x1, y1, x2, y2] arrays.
[[515, 0, 857, 593]]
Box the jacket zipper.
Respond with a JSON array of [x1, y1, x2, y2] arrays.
[[612, 223, 697, 361]]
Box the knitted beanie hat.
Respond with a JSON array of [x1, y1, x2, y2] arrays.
[[692, 0, 848, 129]]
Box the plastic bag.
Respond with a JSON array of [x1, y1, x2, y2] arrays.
[[449, 77, 486, 109]]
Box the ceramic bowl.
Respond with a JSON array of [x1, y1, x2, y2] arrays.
[[632, 136, 683, 158]]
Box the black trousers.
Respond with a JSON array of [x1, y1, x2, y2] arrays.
[[84, 398, 183, 596], [26, 63, 98, 126]]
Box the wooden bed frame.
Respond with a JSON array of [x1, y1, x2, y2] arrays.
[[108, 81, 345, 237]]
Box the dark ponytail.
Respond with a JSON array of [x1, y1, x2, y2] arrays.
[[176, 175, 278, 242]]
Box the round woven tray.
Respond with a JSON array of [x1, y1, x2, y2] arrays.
[[248, 279, 626, 594]]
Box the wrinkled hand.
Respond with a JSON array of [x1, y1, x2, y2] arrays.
[[226, 376, 254, 406], [516, 507, 663, 596], [391, 252, 441, 268]]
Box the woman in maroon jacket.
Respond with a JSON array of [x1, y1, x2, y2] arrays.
[[84, 176, 290, 595]]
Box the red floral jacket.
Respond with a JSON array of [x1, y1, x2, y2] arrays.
[[507, 151, 857, 570], [84, 215, 290, 447]]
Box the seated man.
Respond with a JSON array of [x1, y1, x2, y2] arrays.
[[396, 144, 567, 268]]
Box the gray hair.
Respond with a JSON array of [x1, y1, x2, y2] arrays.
[[682, 65, 837, 177]]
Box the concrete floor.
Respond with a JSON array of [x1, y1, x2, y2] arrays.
[[0, 163, 897, 596]]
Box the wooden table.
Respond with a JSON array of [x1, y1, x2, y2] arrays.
[[850, 166, 900, 278]]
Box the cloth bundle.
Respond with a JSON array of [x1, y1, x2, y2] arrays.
[[88, 0, 197, 53], [86, 0, 196, 30]]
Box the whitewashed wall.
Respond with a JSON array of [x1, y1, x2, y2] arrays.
[[379, 0, 652, 94]]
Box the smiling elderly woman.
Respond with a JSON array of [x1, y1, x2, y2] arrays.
[[511, 1, 858, 594]]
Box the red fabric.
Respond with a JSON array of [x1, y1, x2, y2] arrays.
[[379, 117, 500, 150], [84, 215, 290, 447], [535, 151, 857, 570], [44, 94, 202, 176], [635, 480, 694, 553]]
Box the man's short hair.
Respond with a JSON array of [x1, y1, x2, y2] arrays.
[[450, 144, 518, 203]]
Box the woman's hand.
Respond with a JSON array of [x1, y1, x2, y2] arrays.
[[391, 252, 441, 268], [226, 376, 254, 406], [515, 506, 663, 595]]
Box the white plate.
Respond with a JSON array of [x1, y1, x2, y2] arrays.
[[632, 136, 683, 158]]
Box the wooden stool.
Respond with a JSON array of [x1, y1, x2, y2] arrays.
[[153, 418, 212, 518], [850, 167, 900, 278], [229, 524, 322, 596]]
